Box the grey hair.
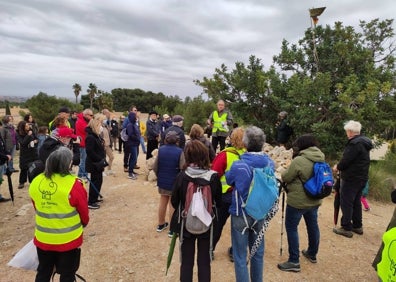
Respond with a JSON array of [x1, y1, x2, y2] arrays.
[[242, 126, 266, 152], [44, 146, 73, 178], [344, 120, 362, 134]]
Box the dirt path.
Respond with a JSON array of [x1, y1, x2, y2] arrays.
[[1, 151, 393, 281]]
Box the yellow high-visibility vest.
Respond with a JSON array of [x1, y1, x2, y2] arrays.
[[29, 174, 83, 245], [220, 147, 246, 193], [377, 227, 396, 281], [212, 111, 228, 133]]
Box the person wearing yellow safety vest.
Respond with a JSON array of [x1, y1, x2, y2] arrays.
[[29, 147, 89, 281], [211, 127, 245, 261], [207, 99, 233, 152], [373, 188, 396, 281]]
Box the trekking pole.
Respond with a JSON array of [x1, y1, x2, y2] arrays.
[[277, 179, 287, 256], [83, 174, 104, 199]]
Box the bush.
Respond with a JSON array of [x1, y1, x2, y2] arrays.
[[369, 151, 396, 202]]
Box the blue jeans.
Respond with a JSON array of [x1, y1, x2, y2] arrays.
[[128, 145, 138, 173], [285, 205, 320, 263], [78, 148, 87, 178], [231, 214, 264, 282], [139, 136, 147, 153]]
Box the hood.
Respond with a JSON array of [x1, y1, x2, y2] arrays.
[[128, 112, 136, 124], [350, 135, 373, 151], [240, 152, 275, 169], [185, 167, 216, 183], [298, 146, 325, 163], [41, 137, 61, 151]]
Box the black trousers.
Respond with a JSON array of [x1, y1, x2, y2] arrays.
[[88, 169, 103, 204], [340, 179, 365, 230], [212, 200, 231, 251], [36, 247, 80, 282], [180, 235, 211, 282], [211, 136, 226, 152], [146, 139, 158, 160]]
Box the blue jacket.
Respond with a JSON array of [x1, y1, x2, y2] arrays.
[[126, 112, 140, 146], [156, 144, 183, 190], [226, 152, 275, 216]]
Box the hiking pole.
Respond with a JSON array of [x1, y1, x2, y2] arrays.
[[277, 179, 287, 256], [83, 174, 104, 199]]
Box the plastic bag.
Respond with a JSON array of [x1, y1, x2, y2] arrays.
[[191, 190, 212, 227], [8, 239, 39, 270]]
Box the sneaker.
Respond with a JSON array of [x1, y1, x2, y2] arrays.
[[88, 203, 100, 209], [128, 173, 137, 180], [228, 247, 234, 262], [124, 167, 128, 172], [18, 183, 24, 189], [0, 197, 11, 203], [168, 231, 174, 238], [333, 227, 353, 238], [107, 170, 115, 176], [363, 207, 371, 211], [277, 261, 301, 272], [156, 222, 169, 232], [352, 227, 363, 235], [134, 165, 140, 169], [302, 249, 317, 263]]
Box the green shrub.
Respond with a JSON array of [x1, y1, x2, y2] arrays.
[[369, 151, 396, 202]]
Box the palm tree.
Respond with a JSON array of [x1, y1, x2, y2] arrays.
[[87, 83, 97, 109], [72, 83, 82, 104]]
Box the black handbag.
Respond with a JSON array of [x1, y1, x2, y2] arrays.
[[92, 159, 108, 171]]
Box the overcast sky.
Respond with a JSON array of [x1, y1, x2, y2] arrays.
[[1, 0, 395, 100]]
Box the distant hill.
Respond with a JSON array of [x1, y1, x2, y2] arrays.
[[0, 96, 28, 103]]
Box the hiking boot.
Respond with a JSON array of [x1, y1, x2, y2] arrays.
[[228, 247, 234, 262], [302, 249, 317, 263], [156, 222, 169, 232], [352, 227, 363, 235], [333, 227, 353, 238], [277, 261, 301, 272], [88, 203, 100, 209]]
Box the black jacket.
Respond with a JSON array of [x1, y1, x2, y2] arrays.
[[337, 135, 373, 181], [85, 127, 106, 173]]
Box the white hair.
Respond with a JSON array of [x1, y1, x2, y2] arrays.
[[344, 120, 362, 134]]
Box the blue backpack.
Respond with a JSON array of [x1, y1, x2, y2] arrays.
[[241, 166, 279, 221], [302, 162, 334, 199]]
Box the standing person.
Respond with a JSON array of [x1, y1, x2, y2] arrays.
[[109, 116, 119, 152], [0, 133, 12, 202], [160, 113, 172, 141], [225, 126, 275, 281], [161, 115, 186, 149], [277, 134, 325, 273], [153, 131, 185, 236], [36, 126, 49, 152], [372, 188, 396, 281], [189, 124, 216, 162], [146, 110, 160, 160], [16, 120, 38, 189], [68, 110, 78, 131], [137, 111, 147, 154], [85, 114, 106, 209], [24, 113, 39, 135], [211, 127, 245, 260], [75, 109, 94, 178], [170, 140, 222, 282], [275, 111, 293, 147], [207, 99, 233, 152], [29, 147, 89, 281], [126, 111, 141, 180], [49, 107, 71, 132], [118, 116, 125, 154], [122, 106, 138, 171], [333, 120, 373, 238], [2, 115, 18, 172], [101, 118, 114, 176]]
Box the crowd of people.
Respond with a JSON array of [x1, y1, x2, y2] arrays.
[[1, 101, 393, 281]]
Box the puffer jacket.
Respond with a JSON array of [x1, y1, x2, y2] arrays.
[[337, 135, 373, 182], [281, 146, 324, 209]]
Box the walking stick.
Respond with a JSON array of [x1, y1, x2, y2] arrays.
[[83, 174, 103, 199]]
